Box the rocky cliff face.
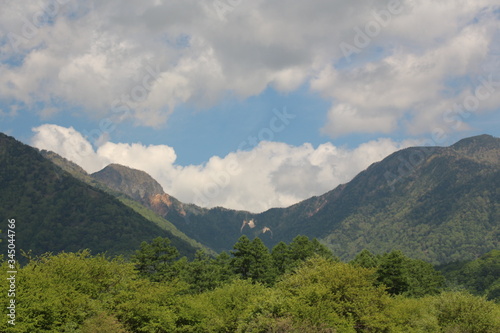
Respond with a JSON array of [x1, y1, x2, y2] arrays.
[[91, 164, 188, 218], [92, 164, 164, 202]]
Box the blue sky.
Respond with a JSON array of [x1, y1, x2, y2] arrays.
[[1, 0, 499, 212]]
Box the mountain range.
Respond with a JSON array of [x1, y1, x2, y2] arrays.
[[88, 135, 500, 264], [1, 133, 499, 264]]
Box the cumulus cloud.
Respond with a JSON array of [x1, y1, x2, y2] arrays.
[[32, 124, 416, 212], [1, 0, 497, 135], [312, 21, 496, 137]]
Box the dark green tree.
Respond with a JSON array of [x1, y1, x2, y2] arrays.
[[230, 236, 276, 285], [180, 250, 235, 293], [213, 251, 235, 283], [376, 250, 409, 295], [376, 250, 444, 297], [405, 259, 445, 297], [286, 235, 335, 271], [230, 235, 253, 279], [132, 237, 179, 281], [249, 238, 276, 285], [350, 249, 379, 268], [271, 241, 290, 275]]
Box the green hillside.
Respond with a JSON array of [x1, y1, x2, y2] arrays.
[[41, 150, 215, 256], [0, 133, 202, 258], [152, 135, 500, 264]]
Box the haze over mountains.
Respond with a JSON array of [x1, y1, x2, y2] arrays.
[[1, 132, 499, 264]]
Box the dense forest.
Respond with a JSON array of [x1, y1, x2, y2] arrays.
[[2, 236, 499, 332]]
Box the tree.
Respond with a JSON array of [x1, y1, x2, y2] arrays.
[[350, 249, 379, 268], [376, 250, 410, 295], [433, 292, 500, 332], [230, 236, 276, 285], [249, 238, 276, 285], [405, 259, 445, 297], [132, 237, 179, 281], [271, 241, 290, 275], [277, 257, 392, 331], [180, 250, 233, 293], [376, 250, 444, 297], [230, 235, 253, 279], [286, 235, 336, 271], [213, 251, 235, 284]]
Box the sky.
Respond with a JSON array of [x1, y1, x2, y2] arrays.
[[0, 0, 499, 213]]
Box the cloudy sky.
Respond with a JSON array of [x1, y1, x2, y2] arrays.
[[1, 0, 499, 212]]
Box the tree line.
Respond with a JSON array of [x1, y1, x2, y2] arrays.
[[1, 235, 499, 332]]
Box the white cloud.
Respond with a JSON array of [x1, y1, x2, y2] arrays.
[[31, 124, 106, 171], [32, 124, 416, 212], [0, 0, 496, 135], [313, 21, 496, 137]]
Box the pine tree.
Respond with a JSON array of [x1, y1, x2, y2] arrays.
[[230, 236, 276, 285], [230, 235, 254, 279], [351, 249, 379, 268], [132, 237, 179, 281], [272, 241, 290, 275], [376, 250, 410, 295]]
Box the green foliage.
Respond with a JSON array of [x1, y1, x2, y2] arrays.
[[112, 279, 182, 333], [376, 250, 411, 295], [375, 250, 444, 297], [80, 312, 129, 333], [132, 237, 180, 281], [439, 249, 500, 302], [230, 236, 277, 285], [1, 246, 500, 332], [405, 258, 445, 297], [350, 249, 379, 268], [387, 296, 440, 332], [0, 251, 135, 332], [271, 236, 336, 278], [179, 279, 272, 332], [277, 257, 393, 332], [179, 250, 234, 293], [432, 292, 500, 332]]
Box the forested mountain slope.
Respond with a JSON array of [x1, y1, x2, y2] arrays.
[[258, 135, 500, 264], [0, 133, 204, 258]]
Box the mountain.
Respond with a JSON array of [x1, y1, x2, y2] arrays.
[[0, 133, 207, 258], [92, 163, 188, 217], [90, 164, 252, 252], [256, 134, 500, 264], [102, 134, 498, 264], [92, 164, 164, 203], [35, 134, 499, 264], [39, 149, 215, 256]]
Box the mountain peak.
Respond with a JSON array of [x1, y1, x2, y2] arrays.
[[92, 164, 164, 202], [451, 134, 498, 149], [450, 134, 500, 164]]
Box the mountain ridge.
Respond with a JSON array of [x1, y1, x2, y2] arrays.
[[27, 134, 500, 263]]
